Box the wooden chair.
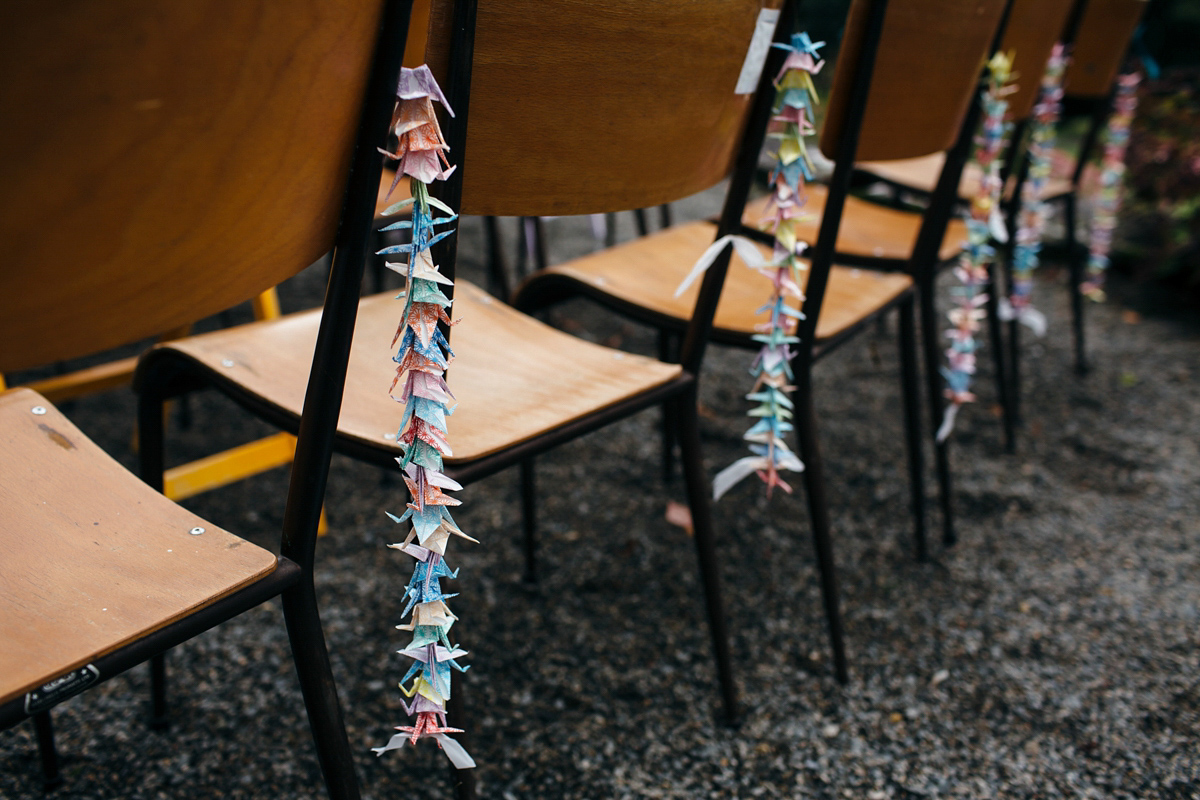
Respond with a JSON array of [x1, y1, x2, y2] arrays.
[[0, 2, 412, 798], [855, 0, 1147, 386], [135, 0, 808, 745], [1020, 0, 1147, 379], [853, 0, 1082, 205], [816, 0, 1080, 455], [513, 0, 1011, 559]]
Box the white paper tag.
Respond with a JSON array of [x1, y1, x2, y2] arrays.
[[735, 8, 782, 94]]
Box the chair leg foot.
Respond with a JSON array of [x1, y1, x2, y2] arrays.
[[33, 711, 62, 792], [677, 391, 740, 725]]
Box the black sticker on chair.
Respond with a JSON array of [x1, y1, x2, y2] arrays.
[[24, 664, 100, 715]]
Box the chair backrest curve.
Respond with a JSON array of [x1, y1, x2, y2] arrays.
[[1063, 0, 1146, 99], [0, 0, 387, 373], [424, 0, 785, 217], [1001, 0, 1079, 121], [822, 0, 1009, 162]]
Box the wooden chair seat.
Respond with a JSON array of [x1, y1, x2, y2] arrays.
[[0, 388, 277, 708], [531, 220, 914, 343], [857, 152, 1077, 204], [743, 184, 968, 263], [857, 152, 983, 199], [151, 281, 682, 463]]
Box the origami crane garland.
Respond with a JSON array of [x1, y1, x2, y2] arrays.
[[938, 52, 1016, 442], [370, 66, 477, 771], [1006, 43, 1069, 338], [674, 32, 822, 500], [1082, 72, 1141, 302]]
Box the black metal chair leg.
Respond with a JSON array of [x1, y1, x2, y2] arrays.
[[370, 229, 386, 295], [149, 653, 169, 730], [658, 204, 672, 229], [985, 262, 1017, 454], [676, 388, 740, 725], [33, 711, 61, 791], [483, 215, 511, 301], [603, 212, 617, 247], [282, 581, 361, 800], [1064, 192, 1089, 375], [1007, 314, 1022, 423], [515, 216, 530, 277], [530, 216, 548, 272], [792, 372, 849, 685], [633, 208, 649, 237], [446, 686, 476, 800], [519, 458, 538, 585], [897, 297, 929, 561], [137, 384, 175, 732], [658, 330, 681, 483], [917, 279, 956, 547]]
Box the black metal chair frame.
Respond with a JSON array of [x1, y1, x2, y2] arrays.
[[3, 3, 414, 800], [515, 1, 1017, 688], [132, 9, 821, 800]]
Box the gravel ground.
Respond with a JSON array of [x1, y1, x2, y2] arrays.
[[1, 188, 1197, 799]]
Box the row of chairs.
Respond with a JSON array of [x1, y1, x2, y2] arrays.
[[0, 0, 1141, 797]]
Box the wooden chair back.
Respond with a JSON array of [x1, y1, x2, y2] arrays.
[[424, 0, 785, 216], [1001, 0, 1079, 120], [0, 0, 388, 373], [1064, 0, 1147, 99], [822, 0, 1009, 162]]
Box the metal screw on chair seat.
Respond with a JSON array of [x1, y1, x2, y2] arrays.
[[189, 527, 205, 535], [31, 406, 47, 415]]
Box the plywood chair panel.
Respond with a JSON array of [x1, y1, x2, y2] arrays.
[[822, 0, 1009, 162], [742, 187, 969, 263], [533, 222, 912, 344], [1065, 0, 1148, 99], [998, 0, 1078, 120], [0, 388, 277, 707], [155, 282, 682, 463], [424, 0, 784, 216], [0, 0, 384, 372]]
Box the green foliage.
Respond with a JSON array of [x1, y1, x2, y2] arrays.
[[1116, 71, 1200, 300]]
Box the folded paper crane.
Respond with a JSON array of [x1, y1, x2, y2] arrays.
[[938, 52, 1016, 442], [1082, 72, 1140, 302], [1003, 43, 1067, 338], [373, 65, 476, 770], [675, 31, 824, 500]]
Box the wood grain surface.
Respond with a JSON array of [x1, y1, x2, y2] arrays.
[[742, 186, 969, 263], [154, 282, 682, 462], [0, 0, 384, 372], [822, 0, 1009, 162], [538, 221, 913, 342], [0, 388, 276, 706]]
